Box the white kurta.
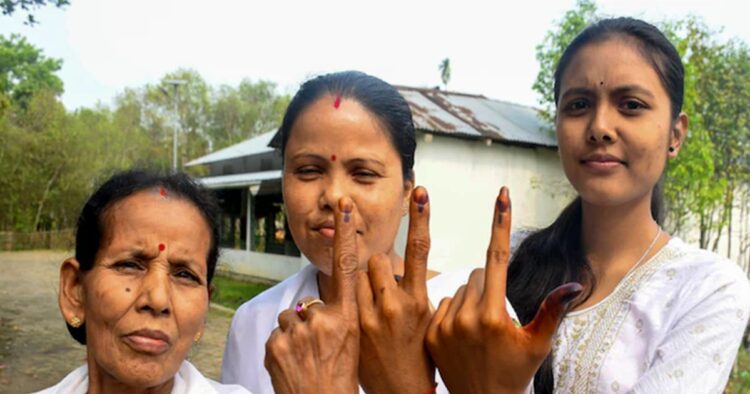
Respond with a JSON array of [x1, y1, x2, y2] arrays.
[[35, 360, 249, 394], [552, 237, 750, 393], [221, 263, 520, 394]]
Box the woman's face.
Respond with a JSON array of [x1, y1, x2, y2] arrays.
[[555, 38, 687, 207], [62, 190, 211, 388], [283, 95, 412, 275]]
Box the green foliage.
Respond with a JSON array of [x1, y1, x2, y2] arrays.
[[0, 34, 63, 109], [532, 0, 598, 123], [211, 275, 272, 310], [0, 36, 290, 233], [1, 0, 69, 25]]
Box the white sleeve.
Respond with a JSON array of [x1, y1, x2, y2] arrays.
[[631, 267, 750, 393]]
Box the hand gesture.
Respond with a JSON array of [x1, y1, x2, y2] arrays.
[[357, 187, 436, 394], [265, 197, 361, 394], [425, 187, 582, 394]]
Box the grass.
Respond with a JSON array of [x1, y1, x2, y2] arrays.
[[211, 275, 273, 310], [727, 349, 750, 394]]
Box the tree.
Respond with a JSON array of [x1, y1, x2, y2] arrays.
[[0, 34, 63, 109], [1, 0, 69, 25], [438, 58, 451, 90], [532, 0, 598, 123]]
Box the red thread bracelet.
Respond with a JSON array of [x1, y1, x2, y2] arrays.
[[423, 382, 438, 394]]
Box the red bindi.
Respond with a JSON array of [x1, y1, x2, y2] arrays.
[[158, 243, 165, 251], [334, 96, 341, 109], [159, 187, 167, 197], [331, 154, 336, 161]]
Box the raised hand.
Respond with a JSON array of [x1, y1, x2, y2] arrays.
[[357, 187, 436, 394], [425, 187, 583, 394], [265, 197, 360, 394]]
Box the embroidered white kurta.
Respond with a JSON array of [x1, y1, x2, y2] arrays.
[[552, 237, 750, 393], [221, 263, 521, 394], [35, 360, 249, 394]]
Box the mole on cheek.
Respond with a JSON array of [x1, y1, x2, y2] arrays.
[[125, 288, 130, 293]]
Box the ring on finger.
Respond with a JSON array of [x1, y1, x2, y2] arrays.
[[295, 298, 325, 316]]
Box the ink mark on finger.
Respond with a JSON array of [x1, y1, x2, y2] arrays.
[[343, 208, 351, 224], [415, 192, 429, 214]]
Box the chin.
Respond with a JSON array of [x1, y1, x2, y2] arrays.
[[111, 360, 176, 389]]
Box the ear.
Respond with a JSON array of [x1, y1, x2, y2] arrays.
[[59, 257, 86, 325], [402, 172, 415, 216], [668, 112, 689, 158]]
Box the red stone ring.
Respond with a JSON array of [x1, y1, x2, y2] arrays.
[[295, 299, 325, 316]]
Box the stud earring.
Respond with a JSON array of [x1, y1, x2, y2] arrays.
[[69, 316, 83, 328], [194, 331, 203, 343], [669, 146, 675, 153]]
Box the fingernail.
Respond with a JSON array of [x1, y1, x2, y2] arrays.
[[557, 282, 584, 305], [339, 198, 353, 223], [414, 190, 429, 213]]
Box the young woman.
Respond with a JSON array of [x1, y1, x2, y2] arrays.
[[38, 171, 248, 394], [222, 71, 507, 393], [426, 17, 750, 393]]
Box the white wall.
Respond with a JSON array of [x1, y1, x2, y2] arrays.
[[393, 133, 575, 273], [217, 248, 307, 282]]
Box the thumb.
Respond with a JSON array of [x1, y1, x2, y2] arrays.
[[524, 282, 583, 346]]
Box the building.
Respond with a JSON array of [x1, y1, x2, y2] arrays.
[[186, 86, 575, 281]]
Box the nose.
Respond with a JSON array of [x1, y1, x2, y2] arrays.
[[318, 172, 347, 212], [135, 266, 172, 317], [587, 104, 617, 144]]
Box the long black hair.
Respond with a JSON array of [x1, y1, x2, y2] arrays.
[[506, 17, 684, 392], [276, 70, 416, 181], [68, 170, 221, 344]]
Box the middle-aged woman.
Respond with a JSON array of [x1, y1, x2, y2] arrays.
[[221, 71, 511, 394], [37, 171, 248, 394]]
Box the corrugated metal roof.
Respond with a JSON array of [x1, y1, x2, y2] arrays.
[[186, 130, 276, 167], [197, 170, 281, 189], [396, 86, 556, 147]]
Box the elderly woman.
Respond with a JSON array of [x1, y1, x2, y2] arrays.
[[37, 171, 248, 394]]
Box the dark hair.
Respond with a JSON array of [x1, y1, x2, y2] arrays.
[[277, 70, 416, 181], [67, 170, 221, 344], [509, 17, 681, 393]]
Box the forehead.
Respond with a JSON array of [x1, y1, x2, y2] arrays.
[[286, 96, 399, 157], [102, 191, 210, 249], [560, 38, 666, 94]]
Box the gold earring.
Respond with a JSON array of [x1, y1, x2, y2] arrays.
[[194, 331, 203, 343], [70, 316, 83, 328]]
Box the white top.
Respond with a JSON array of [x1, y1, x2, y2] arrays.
[[222, 263, 520, 394], [35, 360, 249, 394], [552, 237, 750, 393]]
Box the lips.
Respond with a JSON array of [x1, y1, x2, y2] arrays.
[[123, 329, 171, 355], [580, 153, 626, 171], [312, 219, 362, 240]]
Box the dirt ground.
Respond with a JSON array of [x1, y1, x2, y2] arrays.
[[0, 251, 233, 393]]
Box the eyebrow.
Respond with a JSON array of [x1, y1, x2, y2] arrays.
[[560, 84, 656, 101], [290, 153, 386, 168]]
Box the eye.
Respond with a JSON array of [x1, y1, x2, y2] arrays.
[[113, 260, 143, 271], [294, 166, 322, 180], [563, 98, 590, 114], [352, 169, 379, 183], [175, 269, 201, 284], [620, 99, 648, 113]]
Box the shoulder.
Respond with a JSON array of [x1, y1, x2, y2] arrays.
[[33, 365, 88, 394], [179, 361, 251, 393], [654, 237, 750, 323]]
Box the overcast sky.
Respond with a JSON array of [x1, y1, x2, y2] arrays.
[[2, 0, 749, 110]]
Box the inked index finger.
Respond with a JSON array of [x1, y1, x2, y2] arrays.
[[482, 186, 512, 313], [402, 186, 431, 298], [332, 196, 359, 318]]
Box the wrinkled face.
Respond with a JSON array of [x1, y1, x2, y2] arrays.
[[82, 191, 210, 387], [556, 38, 685, 207], [283, 96, 412, 275]]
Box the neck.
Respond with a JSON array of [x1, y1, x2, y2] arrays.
[[580, 194, 662, 279], [318, 248, 404, 303], [86, 354, 174, 394]]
